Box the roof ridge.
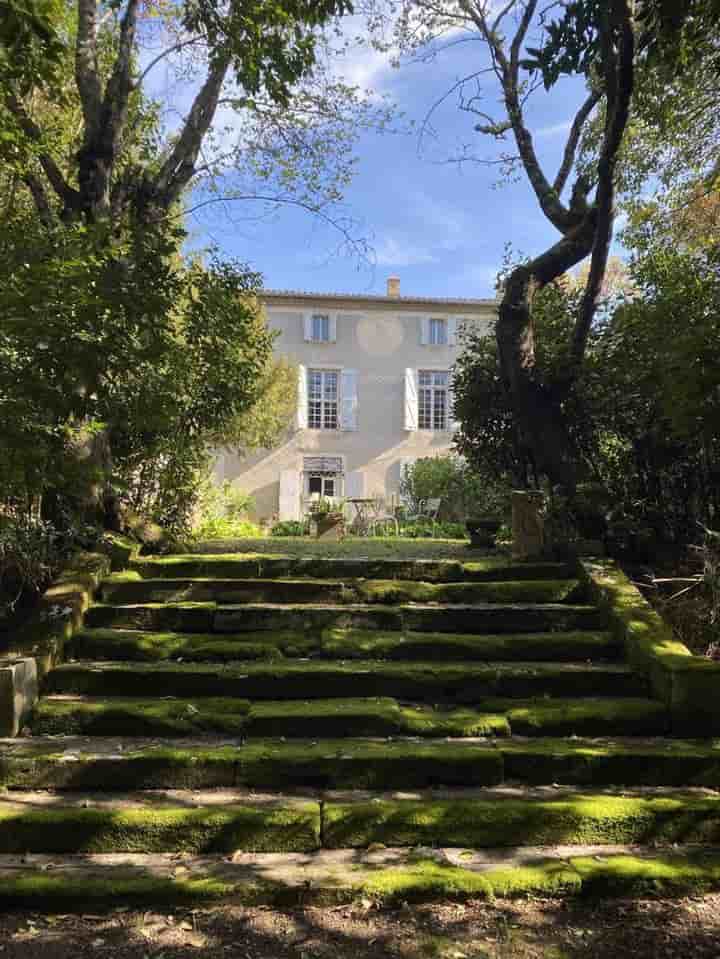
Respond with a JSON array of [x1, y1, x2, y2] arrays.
[[261, 288, 498, 306]]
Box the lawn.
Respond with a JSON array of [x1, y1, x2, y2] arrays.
[[188, 536, 492, 560]]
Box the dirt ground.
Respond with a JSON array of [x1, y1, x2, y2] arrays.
[[1, 895, 719, 959]]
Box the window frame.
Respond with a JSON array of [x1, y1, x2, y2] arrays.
[[428, 317, 448, 346], [311, 313, 331, 342], [307, 367, 340, 430], [417, 369, 449, 431]]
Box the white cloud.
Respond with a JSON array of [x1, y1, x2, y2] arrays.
[[374, 235, 437, 267]]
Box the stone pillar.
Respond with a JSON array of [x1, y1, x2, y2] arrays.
[[512, 490, 545, 560], [0, 657, 38, 737]]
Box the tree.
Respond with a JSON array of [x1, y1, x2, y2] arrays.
[[1, 0, 386, 241], [376, 0, 713, 490]]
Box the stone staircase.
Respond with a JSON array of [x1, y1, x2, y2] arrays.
[[2, 552, 720, 907]]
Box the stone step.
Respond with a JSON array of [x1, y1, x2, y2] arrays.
[[85, 601, 607, 635], [320, 785, 720, 850], [44, 658, 648, 701], [70, 626, 621, 664], [0, 789, 320, 853], [4, 735, 719, 791], [1, 786, 719, 853], [32, 694, 668, 739], [100, 574, 584, 607], [129, 555, 576, 584], [3, 845, 720, 907]]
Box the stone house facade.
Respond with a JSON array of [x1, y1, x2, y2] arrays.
[[215, 278, 497, 521]]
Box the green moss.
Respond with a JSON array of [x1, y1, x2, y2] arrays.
[[0, 800, 320, 853], [355, 579, 583, 605], [0, 874, 243, 908], [321, 628, 619, 662], [46, 659, 647, 701], [70, 628, 319, 662], [571, 851, 720, 897], [500, 738, 720, 786], [243, 699, 510, 739], [322, 792, 720, 848], [32, 696, 251, 737], [86, 602, 216, 632], [499, 697, 669, 737]]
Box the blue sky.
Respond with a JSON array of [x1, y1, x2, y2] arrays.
[[181, 28, 593, 300]]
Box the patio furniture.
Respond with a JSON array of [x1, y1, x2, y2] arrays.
[[346, 497, 376, 535], [404, 497, 442, 534]]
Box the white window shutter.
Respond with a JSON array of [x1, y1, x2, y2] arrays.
[[296, 364, 308, 430], [419, 316, 429, 346], [340, 368, 359, 430], [345, 470, 365, 498], [448, 372, 461, 431], [303, 314, 313, 342], [329, 314, 337, 342], [404, 367, 418, 430], [448, 317, 458, 346], [278, 469, 301, 520]]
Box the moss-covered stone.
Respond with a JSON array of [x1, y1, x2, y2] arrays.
[[0, 799, 320, 853], [244, 699, 510, 739], [322, 791, 720, 848], [570, 850, 720, 897], [500, 738, 720, 786], [499, 697, 668, 737], [32, 696, 251, 737], [578, 559, 720, 734], [321, 628, 620, 663], [85, 603, 216, 632], [45, 659, 648, 701], [70, 628, 319, 662]]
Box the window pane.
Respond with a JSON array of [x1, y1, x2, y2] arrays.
[[324, 478, 335, 497], [430, 319, 447, 345], [433, 389, 447, 429], [309, 476, 322, 494], [312, 314, 329, 341]]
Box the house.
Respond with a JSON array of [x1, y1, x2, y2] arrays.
[[215, 277, 498, 521]]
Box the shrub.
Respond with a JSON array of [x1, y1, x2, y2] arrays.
[[0, 515, 62, 612], [270, 520, 309, 537], [400, 519, 468, 540], [400, 456, 511, 521], [191, 479, 261, 540]]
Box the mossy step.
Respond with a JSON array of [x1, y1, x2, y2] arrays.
[[32, 696, 511, 739], [70, 628, 320, 662], [322, 787, 720, 849], [100, 575, 584, 607], [128, 555, 575, 584], [85, 602, 606, 635], [322, 627, 620, 662], [2, 846, 720, 907], [70, 626, 620, 664], [44, 658, 648, 701], [0, 790, 319, 853], [4, 735, 720, 791]]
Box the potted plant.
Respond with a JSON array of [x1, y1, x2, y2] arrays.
[[309, 498, 346, 541]]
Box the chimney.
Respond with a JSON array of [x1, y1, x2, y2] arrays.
[[386, 276, 400, 298]]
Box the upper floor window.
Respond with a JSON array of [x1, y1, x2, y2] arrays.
[[428, 318, 448, 345], [311, 313, 331, 342], [418, 370, 448, 430], [308, 369, 339, 429]]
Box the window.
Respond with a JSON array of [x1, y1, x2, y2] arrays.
[[304, 456, 343, 501], [311, 314, 330, 342], [308, 369, 339, 429], [429, 318, 447, 345], [418, 370, 448, 430]]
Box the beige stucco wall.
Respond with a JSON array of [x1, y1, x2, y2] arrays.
[[216, 293, 497, 521]]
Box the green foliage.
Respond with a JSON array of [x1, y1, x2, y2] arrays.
[[0, 514, 60, 609], [192, 478, 258, 541], [270, 520, 309, 537], [400, 456, 510, 521], [399, 520, 467, 540]]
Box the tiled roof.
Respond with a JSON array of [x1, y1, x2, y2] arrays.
[[260, 288, 498, 307]]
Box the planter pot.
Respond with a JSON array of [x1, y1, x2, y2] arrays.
[[466, 518, 502, 548], [315, 514, 345, 541]]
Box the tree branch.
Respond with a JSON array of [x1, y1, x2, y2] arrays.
[[134, 38, 205, 90], [553, 88, 602, 195], [570, 0, 635, 370], [23, 171, 55, 227], [4, 90, 78, 209], [75, 0, 102, 138], [150, 53, 230, 209]]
